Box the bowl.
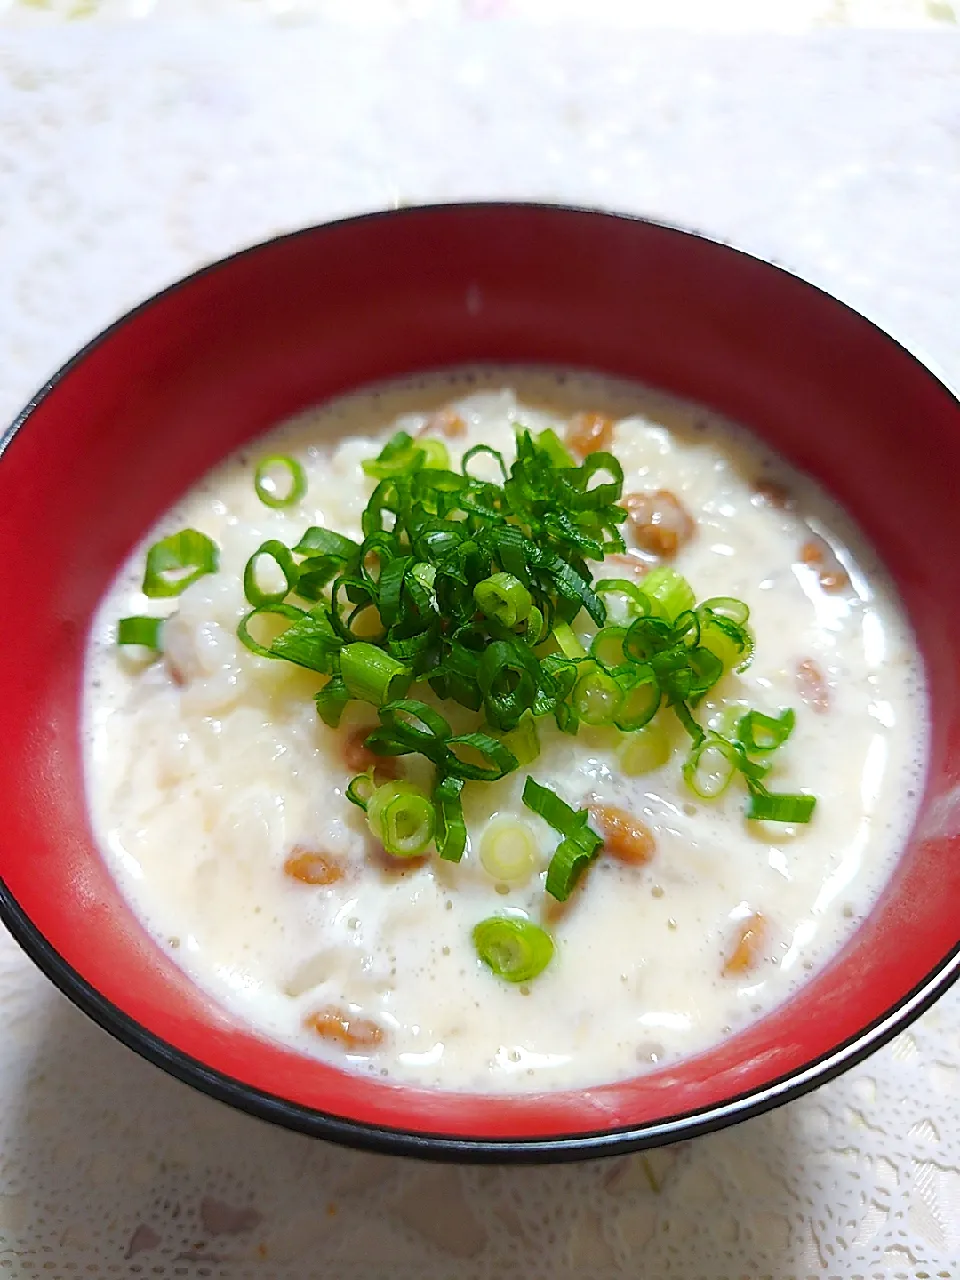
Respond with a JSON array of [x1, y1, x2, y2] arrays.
[[1, 203, 958, 1163]]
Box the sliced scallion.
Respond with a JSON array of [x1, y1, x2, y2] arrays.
[[683, 734, 739, 800], [573, 665, 623, 726], [498, 710, 540, 766], [613, 667, 661, 732], [254, 454, 306, 508], [345, 771, 377, 811], [116, 616, 163, 650], [367, 781, 436, 856], [236, 602, 307, 659], [545, 826, 604, 901], [738, 707, 795, 754], [340, 642, 412, 706], [641, 565, 696, 622], [479, 818, 539, 883], [315, 676, 350, 728], [473, 916, 554, 983], [746, 786, 816, 824], [522, 777, 603, 901], [142, 529, 219, 598], [552, 621, 587, 660], [473, 572, 532, 628], [434, 775, 467, 862], [243, 540, 300, 608]]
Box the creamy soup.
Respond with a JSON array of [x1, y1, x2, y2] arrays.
[[84, 369, 926, 1093]]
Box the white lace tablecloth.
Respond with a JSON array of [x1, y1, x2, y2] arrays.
[[0, 23, 958, 1278]]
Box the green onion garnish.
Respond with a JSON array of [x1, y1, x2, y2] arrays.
[[553, 621, 587, 659], [479, 818, 540, 883], [746, 785, 816, 824], [116, 616, 163, 650], [545, 825, 605, 902], [142, 529, 219, 598], [498, 710, 540, 766], [254, 454, 307, 508], [124, 417, 819, 968], [315, 676, 350, 727], [361, 431, 446, 480], [472, 916, 555, 983], [345, 771, 377, 810], [738, 708, 795, 753], [572, 664, 623, 726], [366, 780, 436, 856], [243, 540, 300, 607], [641, 565, 696, 622], [522, 777, 603, 901], [683, 734, 739, 799], [434, 775, 467, 862], [474, 572, 533, 628], [340, 643, 412, 707]]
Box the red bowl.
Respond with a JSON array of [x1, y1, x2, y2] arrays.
[[0, 203, 958, 1162]]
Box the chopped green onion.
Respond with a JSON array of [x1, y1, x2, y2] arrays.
[[473, 916, 554, 983], [345, 772, 377, 810], [701, 596, 750, 625], [254, 454, 306, 508], [738, 708, 795, 753], [673, 699, 706, 746], [698, 604, 754, 673], [435, 775, 467, 862], [552, 621, 587, 659], [535, 427, 575, 469], [683, 734, 739, 799], [595, 577, 650, 618], [270, 608, 342, 673], [419, 438, 450, 470], [479, 818, 540, 883], [474, 572, 532, 628], [623, 615, 675, 664], [746, 786, 816, 824], [671, 610, 701, 650], [521, 776, 580, 833], [545, 825, 604, 901], [362, 431, 427, 480], [444, 732, 518, 781], [641, 565, 696, 622], [340, 642, 412, 706], [367, 781, 436, 856], [478, 640, 539, 731], [573, 665, 624, 726], [462, 443, 508, 481], [117, 616, 163, 650], [620, 722, 671, 775], [125, 422, 818, 861], [315, 676, 350, 727], [243, 540, 300, 607], [498, 711, 540, 766], [142, 529, 219, 598], [236, 602, 307, 659], [522, 777, 603, 901], [614, 667, 661, 732], [590, 625, 628, 668], [370, 699, 453, 758], [293, 527, 360, 560]]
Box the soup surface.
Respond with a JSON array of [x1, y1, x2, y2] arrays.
[[84, 368, 926, 1093]]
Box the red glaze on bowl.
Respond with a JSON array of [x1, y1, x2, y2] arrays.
[[0, 204, 957, 1162]]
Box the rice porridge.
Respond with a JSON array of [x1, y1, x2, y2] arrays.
[[83, 368, 926, 1093]]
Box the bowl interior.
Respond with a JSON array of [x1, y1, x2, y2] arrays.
[[1, 204, 958, 1157]]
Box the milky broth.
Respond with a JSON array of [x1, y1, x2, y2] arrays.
[[83, 369, 926, 1093]]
